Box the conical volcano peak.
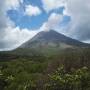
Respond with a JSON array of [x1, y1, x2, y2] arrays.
[[32, 30, 70, 41], [19, 30, 90, 48], [36, 30, 62, 37]]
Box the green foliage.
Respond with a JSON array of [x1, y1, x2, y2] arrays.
[[46, 66, 90, 90], [0, 56, 48, 90], [0, 48, 90, 90]]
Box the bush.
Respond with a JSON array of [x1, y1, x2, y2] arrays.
[[46, 66, 90, 90]]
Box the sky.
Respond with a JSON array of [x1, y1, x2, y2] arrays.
[[0, 0, 90, 50]]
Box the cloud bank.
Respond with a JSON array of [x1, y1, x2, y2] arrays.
[[64, 0, 90, 41], [0, 0, 39, 51]]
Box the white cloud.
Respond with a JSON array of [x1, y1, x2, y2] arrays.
[[40, 13, 63, 31], [0, 26, 38, 51], [5, 0, 23, 10], [42, 0, 66, 12], [25, 5, 42, 16], [0, 0, 39, 51], [63, 0, 90, 41]]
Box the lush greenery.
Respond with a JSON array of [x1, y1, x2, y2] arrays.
[[46, 66, 90, 90], [0, 48, 90, 90]]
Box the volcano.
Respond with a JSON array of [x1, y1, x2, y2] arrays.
[[19, 30, 89, 49]]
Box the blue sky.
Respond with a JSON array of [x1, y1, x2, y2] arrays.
[[7, 0, 70, 30]]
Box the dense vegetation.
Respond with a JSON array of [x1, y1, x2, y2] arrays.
[[0, 48, 90, 90], [46, 66, 90, 90]]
